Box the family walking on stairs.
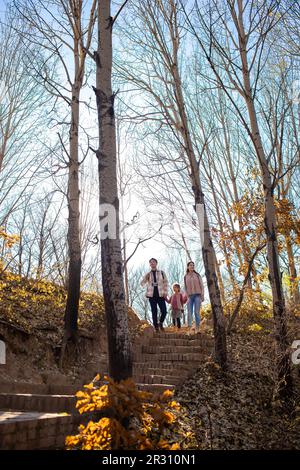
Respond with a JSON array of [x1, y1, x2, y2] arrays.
[[141, 258, 205, 333]]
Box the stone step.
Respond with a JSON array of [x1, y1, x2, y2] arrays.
[[133, 361, 194, 371], [133, 366, 191, 377], [150, 335, 212, 344], [152, 332, 202, 339], [133, 375, 182, 385], [136, 383, 175, 393], [149, 338, 205, 346], [0, 411, 79, 450], [133, 352, 201, 362], [142, 345, 204, 354], [0, 393, 76, 414], [0, 381, 82, 396]]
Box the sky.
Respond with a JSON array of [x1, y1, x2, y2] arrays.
[[0, 0, 210, 296]]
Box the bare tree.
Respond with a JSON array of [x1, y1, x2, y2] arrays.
[[184, 0, 296, 395], [0, 15, 52, 227], [13, 0, 97, 360], [116, 0, 227, 368]]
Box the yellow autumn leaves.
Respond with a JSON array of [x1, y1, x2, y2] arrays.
[[66, 375, 183, 450], [0, 227, 19, 249]]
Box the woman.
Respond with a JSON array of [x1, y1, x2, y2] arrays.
[[184, 261, 204, 333]]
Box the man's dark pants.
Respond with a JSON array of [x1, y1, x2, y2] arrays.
[[149, 297, 167, 329]]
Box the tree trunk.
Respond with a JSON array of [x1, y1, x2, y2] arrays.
[[37, 209, 47, 280], [63, 82, 82, 347], [169, 30, 227, 366], [196, 194, 227, 368], [215, 254, 225, 306], [172, 35, 227, 369], [262, 171, 292, 395], [123, 236, 129, 305], [94, 0, 132, 381]]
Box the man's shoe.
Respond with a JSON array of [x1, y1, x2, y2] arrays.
[[159, 323, 164, 331]]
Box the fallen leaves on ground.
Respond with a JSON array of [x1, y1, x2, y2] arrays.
[[175, 316, 300, 449]]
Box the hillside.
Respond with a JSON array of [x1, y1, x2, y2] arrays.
[[0, 271, 144, 385]]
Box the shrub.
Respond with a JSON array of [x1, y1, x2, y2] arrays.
[[66, 375, 184, 450]]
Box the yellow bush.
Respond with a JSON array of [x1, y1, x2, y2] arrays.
[[247, 323, 263, 332], [226, 287, 272, 319], [0, 227, 19, 248], [66, 375, 184, 450]]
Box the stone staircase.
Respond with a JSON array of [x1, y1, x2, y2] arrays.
[[132, 328, 213, 392], [0, 382, 82, 450], [0, 327, 213, 449]]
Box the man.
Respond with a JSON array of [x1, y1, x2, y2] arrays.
[[141, 258, 168, 331]]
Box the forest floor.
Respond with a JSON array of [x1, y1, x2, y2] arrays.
[[175, 315, 300, 450]]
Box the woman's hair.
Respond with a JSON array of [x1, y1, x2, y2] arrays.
[[172, 283, 181, 290], [149, 258, 158, 263], [185, 261, 200, 276]]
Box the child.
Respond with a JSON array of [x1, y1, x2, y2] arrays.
[[166, 283, 187, 329]]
